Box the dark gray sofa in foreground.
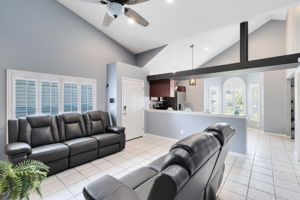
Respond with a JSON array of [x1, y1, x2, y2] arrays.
[[83, 123, 235, 200], [5, 111, 125, 175]]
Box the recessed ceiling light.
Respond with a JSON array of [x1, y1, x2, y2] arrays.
[[205, 47, 209, 51], [128, 18, 135, 25], [166, 0, 174, 3]]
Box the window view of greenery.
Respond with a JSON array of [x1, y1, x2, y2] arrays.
[[209, 87, 218, 113], [223, 78, 245, 115], [250, 85, 260, 121]]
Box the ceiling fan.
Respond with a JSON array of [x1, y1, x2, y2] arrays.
[[98, 0, 150, 27]]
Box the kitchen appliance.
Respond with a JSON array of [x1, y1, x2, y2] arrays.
[[175, 86, 186, 111]]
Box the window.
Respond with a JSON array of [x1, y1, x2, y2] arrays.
[[15, 79, 37, 118], [41, 81, 59, 115], [249, 84, 260, 121], [7, 70, 97, 119], [208, 87, 218, 113], [81, 84, 93, 113], [64, 83, 78, 112], [223, 77, 246, 115]]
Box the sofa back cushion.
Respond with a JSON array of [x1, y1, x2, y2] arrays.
[[84, 111, 111, 136], [57, 113, 87, 141], [18, 115, 59, 148], [161, 132, 221, 176]]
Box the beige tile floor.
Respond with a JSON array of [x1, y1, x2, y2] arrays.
[[30, 129, 300, 200]]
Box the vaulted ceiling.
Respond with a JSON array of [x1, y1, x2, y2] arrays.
[[58, 0, 300, 54]]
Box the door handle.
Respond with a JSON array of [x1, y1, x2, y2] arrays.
[[124, 106, 127, 111]]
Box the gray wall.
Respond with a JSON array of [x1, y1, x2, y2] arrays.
[[135, 45, 167, 67], [286, 6, 300, 54], [202, 20, 286, 67], [146, 111, 247, 154], [0, 0, 136, 160], [263, 70, 288, 134], [107, 62, 149, 126]]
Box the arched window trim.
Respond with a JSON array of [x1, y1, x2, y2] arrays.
[[223, 77, 246, 115]]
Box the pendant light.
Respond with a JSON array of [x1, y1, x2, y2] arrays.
[[189, 44, 196, 86]]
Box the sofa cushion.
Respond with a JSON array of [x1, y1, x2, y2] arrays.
[[84, 111, 111, 136], [64, 137, 98, 156], [92, 133, 121, 148], [120, 167, 158, 190], [91, 120, 105, 135], [29, 143, 69, 163], [18, 115, 59, 148], [57, 113, 87, 141]]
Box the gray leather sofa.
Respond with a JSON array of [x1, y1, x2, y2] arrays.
[[5, 111, 125, 175], [83, 123, 235, 200]]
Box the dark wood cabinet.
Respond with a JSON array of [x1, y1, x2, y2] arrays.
[[150, 79, 175, 97]]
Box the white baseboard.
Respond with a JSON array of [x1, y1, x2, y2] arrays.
[[143, 133, 178, 142]]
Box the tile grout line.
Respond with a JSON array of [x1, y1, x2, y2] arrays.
[[217, 155, 238, 199], [245, 131, 259, 200], [270, 134, 277, 200], [282, 135, 300, 186]]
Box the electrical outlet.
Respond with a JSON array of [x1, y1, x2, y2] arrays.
[[180, 129, 184, 135]]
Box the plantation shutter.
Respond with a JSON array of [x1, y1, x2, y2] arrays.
[[81, 84, 94, 113], [64, 83, 78, 112], [41, 81, 59, 115], [8, 70, 97, 119], [15, 79, 37, 118]]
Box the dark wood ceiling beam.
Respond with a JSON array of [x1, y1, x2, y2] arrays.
[[240, 22, 249, 63], [147, 21, 300, 81], [147, 53, 300, 81]]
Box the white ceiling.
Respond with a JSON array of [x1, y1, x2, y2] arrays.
[[58, 0, 300, 54], [144, 9, 288, 75]]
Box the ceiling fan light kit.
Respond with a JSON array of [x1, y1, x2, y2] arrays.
[[98, 0, 150, 27]]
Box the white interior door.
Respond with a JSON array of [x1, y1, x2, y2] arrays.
[[122, 78, 144, 140]]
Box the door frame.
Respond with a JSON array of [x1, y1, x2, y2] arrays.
[[121, 77, 145, 139]]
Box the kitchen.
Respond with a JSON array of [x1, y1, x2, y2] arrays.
[[146, 78, 248, 155]]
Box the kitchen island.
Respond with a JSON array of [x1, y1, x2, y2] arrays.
[[145, 110, 247, 154]]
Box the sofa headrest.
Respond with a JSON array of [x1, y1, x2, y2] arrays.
[[162, 132, 221, 175], [204, 123, 235, 145], [61, 112, 82, 123], [27, 115, 51, 128], [86, 111, 103, 121]]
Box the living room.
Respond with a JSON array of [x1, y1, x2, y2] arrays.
[[1, 0, 300, 200]]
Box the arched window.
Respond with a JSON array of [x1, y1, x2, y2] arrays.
[[223, 77, 246, 115]]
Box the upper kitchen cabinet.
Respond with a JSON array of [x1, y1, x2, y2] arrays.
[[150, 79, 175, 97]]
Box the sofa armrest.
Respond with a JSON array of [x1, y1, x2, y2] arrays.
[[5, 142, 32, 157], [83, 175, 140, 200], [106, 126, 125, 134]]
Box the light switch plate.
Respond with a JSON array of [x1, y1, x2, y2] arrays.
[[298, 57, 300, 63]]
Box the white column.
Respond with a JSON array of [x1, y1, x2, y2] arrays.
[[294, 69, 300, 161], [287, 6, 300, 162]]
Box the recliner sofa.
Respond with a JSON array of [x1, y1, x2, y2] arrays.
[[5, 111, 125, 175], [83, 123, 235, 200]]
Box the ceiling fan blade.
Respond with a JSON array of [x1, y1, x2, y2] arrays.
[[99, 0, 108, 4], [76, 0, 101, 5], [103, 13, 114, 27], [125, 0, 150, 5], [124, 7, 149, 27]]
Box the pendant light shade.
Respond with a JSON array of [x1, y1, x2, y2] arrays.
[[189, 78, 196, 86], [189, 44, 196, 86]]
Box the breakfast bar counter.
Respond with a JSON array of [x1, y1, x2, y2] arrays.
[[145, 109, 247, 154]]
